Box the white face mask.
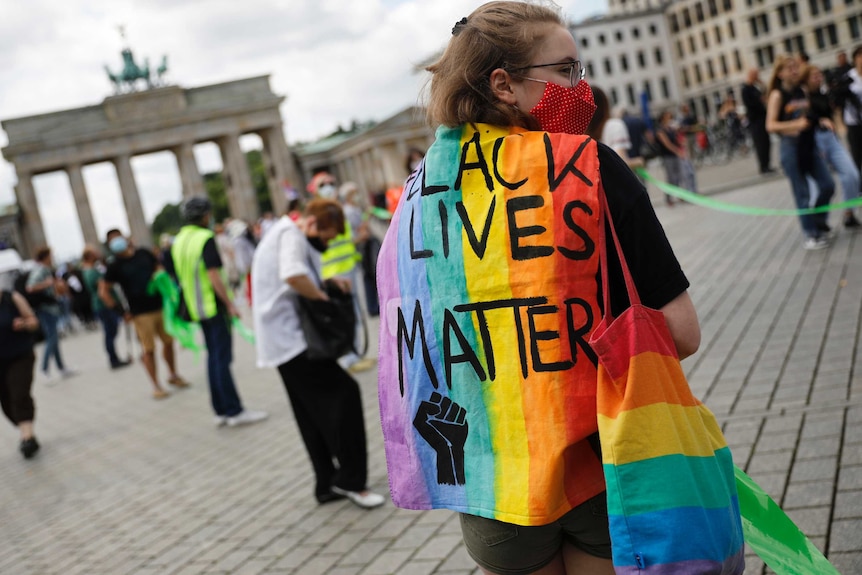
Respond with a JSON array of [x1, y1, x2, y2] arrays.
[[317, 184, 337, 199]]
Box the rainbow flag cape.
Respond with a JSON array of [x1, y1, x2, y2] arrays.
[[377, 124, 607, 525], [589, 193, 744, 574]]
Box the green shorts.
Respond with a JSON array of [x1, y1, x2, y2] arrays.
[[459, 492, 612, 575]]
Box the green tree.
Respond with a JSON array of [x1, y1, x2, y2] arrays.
[[247, 149, 272, 214], [150, 149, 274, 238], [203, 172, 229, 222], [151, 203, 183, 241]]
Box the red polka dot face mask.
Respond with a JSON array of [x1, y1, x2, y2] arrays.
[[528, 80, 597, 135]]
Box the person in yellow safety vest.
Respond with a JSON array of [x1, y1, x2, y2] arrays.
[[167, 196, 268, 428], [309, 175, 376, 373]]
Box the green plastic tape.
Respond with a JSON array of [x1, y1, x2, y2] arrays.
[[636, 168, 862, 216], [232, 316, 255, 345], [735, 466, 841, 574], [147, 271, 203, 354]]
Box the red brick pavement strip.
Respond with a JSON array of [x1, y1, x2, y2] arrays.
[[1, 157, 861, 574]]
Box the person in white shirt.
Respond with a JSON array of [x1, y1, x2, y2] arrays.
[[251, 199, 385, 509], [586, 86, 643, 168]]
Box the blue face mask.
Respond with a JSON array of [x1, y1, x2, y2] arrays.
[[108, 237, 129, 254]]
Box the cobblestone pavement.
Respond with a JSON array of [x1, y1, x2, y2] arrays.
[[1, 155, 860, 574]]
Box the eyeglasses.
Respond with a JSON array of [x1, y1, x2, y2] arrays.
[[508, 60, 585, 88]]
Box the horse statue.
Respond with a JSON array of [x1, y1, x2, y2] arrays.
[[105, 46, 166, 93]]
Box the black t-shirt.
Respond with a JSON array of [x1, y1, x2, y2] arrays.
[[104, 248, 162, 315], [597, 143, 690, 317]]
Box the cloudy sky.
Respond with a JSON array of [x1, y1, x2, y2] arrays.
[[0, 0, 605, 260]]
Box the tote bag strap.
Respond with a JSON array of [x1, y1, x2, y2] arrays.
[[598, 183, 641, 322]]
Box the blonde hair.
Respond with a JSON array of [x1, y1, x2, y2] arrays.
[[425, 1, 564, 129], [768, 54, 797, 94]]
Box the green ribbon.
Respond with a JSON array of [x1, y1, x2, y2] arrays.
[[636, 168, 862, 216], [147, 271, 203, 354], [735, 466, 840, 574], [232, 316, 255, 345]]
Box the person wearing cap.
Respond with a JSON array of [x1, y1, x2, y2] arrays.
[[100, 229, 189, 399], [168, 197, 267, 427]]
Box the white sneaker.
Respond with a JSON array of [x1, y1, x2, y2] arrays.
[[214, 416, 228, 427], [331, 486, 386, 509], [60, 368, 78, 379], [226, 410, 268, 427], [803, 237, 830, 251]]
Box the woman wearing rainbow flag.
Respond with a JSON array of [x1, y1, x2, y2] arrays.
[[376, 2, 707, 575]]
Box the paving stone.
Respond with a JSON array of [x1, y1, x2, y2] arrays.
[[388, 525, 438, 551], [790, 458, 838, 483], [838, 465, 862, 491], [782, 481, 835, 509], [833, 490, 862, 519], [436, 545, 479, 572], [413, 534, 464, 561], [334, 539, 392, 567], [827, 552, 862, 575], [754, 432, 798, 454], [801, 416, 845, 439], [387, 559, 443, 575], [359, 549, 414, 574], [829, 519, 862, 553], [796, 437, 841, 460], [747, 450, 795, 474], [842, 443, 862, 467]]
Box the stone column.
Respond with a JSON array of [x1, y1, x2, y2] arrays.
[[13, 170, 45, 256], [113, 154, 150, 247], [173, 142, 205, 199], [216, 133, 257, 222], [67, 163, 100, 247], [258, 125, 301, 216]]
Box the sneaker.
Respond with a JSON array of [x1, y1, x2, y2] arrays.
[[168, 376, 190, 388], [226, 410, 268, 427], [214, 415, 228, 427], [804, 237, 830, 251], [845, 213, 861, 229], [20, 437, 40, 459], [347, 358, 377, 374], [331, 486, 386, 509], [110, 360, 132, 370], [60, 368, 78, 379]]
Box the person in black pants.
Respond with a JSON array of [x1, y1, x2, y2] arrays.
[[0, 285, 41, 458], [742, 68, 774, 174], [250, 199, 385, 509]]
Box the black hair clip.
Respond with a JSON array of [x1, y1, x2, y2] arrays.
[[452, 17, 468, 35]]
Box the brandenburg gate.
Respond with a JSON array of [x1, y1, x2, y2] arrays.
[[1, 75, 299, 254]]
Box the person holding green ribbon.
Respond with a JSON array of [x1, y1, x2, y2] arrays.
[[167, 197, 267, 428]]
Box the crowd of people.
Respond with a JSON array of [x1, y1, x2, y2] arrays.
[[2, 2, 861, 571]]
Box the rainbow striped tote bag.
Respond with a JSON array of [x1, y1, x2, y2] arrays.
[[588, 190, 745, 574]]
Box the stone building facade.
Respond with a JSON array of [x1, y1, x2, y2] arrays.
[[294, 107, 434, 196], [574, 0, 862, 121]]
